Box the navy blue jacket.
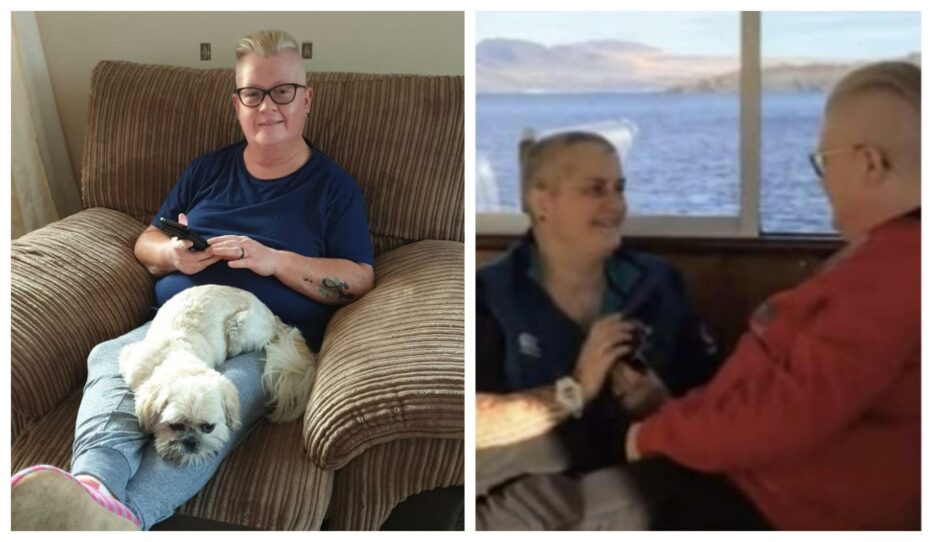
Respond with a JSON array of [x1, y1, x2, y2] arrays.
[[477, 234, 721, 470]]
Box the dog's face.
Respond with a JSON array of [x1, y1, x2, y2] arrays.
[[135, 363, 240, 465]]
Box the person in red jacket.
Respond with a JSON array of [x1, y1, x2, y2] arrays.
[[624, 61, 921, 529]]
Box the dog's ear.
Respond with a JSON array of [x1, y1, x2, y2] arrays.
[[134, 378, 169, 433], [219, 377, 242, 432]]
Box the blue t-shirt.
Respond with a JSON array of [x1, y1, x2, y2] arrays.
[[151, 139, 373, 351]]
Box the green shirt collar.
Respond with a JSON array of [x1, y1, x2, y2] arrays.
[[526, 242, 643, 318]]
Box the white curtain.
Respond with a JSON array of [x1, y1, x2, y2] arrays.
[[11, 13, 80, 238]]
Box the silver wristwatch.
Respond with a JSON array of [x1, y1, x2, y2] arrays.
[[555, 376, 584, 419]]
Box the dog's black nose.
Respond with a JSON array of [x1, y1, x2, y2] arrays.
[[182, 438, 198, 451]]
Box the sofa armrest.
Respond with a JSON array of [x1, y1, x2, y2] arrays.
[[11, 208, 155, 421], [303, 240, 464, 470]]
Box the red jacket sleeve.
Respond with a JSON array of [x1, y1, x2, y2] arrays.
[[636, 246, 919, 472]]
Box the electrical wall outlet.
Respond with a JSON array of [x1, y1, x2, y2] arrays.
[[200, 43, 211, 61], [302, 42, 313, 59]]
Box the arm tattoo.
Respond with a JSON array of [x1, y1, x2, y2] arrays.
[[316, 277, 354, 300]]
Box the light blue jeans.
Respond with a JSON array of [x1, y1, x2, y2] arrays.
[[70, 322, 269, 529]]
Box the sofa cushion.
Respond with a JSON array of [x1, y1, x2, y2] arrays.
[[11, 390, 332, 531], [303, 240, 464, 470], [328, 437, 464, 530], [11, 208, 153, 421], [11, 390, 81, 473], [180, 420, 332, 530], [81, 61, 464, 257]]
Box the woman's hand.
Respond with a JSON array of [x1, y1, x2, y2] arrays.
[[573, 314, 636, 402], [165, 213, 220, 275], [610, 363, 670, 419], [207, 234, 280, 277]]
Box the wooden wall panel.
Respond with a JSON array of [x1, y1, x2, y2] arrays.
[[477, 235, 842, 358]]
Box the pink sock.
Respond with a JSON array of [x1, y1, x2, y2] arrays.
[[75, 475, 114, 499]]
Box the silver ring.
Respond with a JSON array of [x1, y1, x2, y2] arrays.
[[239, 247, 246, 260]]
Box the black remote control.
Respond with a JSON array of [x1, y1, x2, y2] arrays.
[[158, 217, 209, 251]]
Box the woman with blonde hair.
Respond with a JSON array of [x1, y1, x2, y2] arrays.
[[475, 131, 729, 529], [12, 29, 374, 530]]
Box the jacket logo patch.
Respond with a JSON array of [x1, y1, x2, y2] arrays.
[[518, 332, 541, 358]]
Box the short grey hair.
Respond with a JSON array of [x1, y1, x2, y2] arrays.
[[827, 61, 921, 182], [235, 29, 300, 60], [827, 61, 920, 113], [519, 131, 618, 214]]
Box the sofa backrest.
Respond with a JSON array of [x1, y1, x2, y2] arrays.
[[81, 61, 464, 256]]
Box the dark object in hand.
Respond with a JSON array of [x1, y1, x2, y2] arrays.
[[158, 217, 209, 251], [619, 317, 652, 373]]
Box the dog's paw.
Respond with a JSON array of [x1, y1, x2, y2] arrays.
[[224, 309, 252, 357], [225, 309, 249, 338], [119, 342, 150, 389]]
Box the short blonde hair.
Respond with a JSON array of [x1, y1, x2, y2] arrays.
[[827, 61, 920, 113], [519, 131, 618, 214], [235, 29, 300, 60]]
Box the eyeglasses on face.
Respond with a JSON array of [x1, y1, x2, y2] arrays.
[[808, 144, 869, 178], [234, 83, 305, 107], [808, 144, 891, 178]]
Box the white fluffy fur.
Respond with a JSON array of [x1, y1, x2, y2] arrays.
[[119, 284, 317, 464]]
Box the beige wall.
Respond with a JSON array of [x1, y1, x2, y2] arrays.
[[34, 11, 464, 187]]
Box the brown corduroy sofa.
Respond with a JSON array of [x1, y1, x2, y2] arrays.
[[11, 60, 465, 530]]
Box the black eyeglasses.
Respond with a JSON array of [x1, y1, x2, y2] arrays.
[[234, 83, 305, 107]]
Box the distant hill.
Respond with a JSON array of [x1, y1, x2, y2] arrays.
[[477, 38, 736, 93], [477, 38, 921, 93], [669, 52, 922, 92]]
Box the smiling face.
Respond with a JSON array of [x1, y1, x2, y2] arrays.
[[232, 50, 312, 149], [529, 141, 627, 257]]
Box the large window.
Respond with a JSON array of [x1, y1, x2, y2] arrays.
[[476, 11, 921, 237], [760, 12, 920, 234]]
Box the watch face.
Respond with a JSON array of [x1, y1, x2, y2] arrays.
[[556, 377, 583, 417]]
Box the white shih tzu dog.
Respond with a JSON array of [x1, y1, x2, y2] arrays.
[[119, 284, 316, 465]]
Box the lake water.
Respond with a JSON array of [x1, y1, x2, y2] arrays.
[[476, 91, 835, 234]]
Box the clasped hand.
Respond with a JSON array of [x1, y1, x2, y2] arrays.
[[166, 213, 278, 277], [573, 314, 668, 417]]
